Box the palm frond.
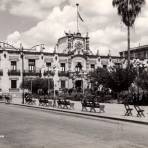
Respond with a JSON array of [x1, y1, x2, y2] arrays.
[[112, 0, 145, 27]]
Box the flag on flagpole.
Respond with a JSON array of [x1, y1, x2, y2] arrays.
[[78, 11, 84, 22]]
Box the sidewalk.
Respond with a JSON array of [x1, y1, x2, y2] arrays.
[[2, 98, 148, 125]]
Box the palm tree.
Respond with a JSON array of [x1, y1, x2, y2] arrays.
[[112, 0, 145, 67]]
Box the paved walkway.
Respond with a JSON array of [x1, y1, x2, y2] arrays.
[[1, 98, 148, 125]]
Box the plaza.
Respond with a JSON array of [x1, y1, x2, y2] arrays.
[[0, 103, 148, 148], [0, 1, 148, 147]]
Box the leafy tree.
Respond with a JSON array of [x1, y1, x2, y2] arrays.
[[21, 78, 54, 94], [112, 0, 145, 66], [89, 67, 110, 89], [107, 67, 136, 94], [137, 70, 148, 91]]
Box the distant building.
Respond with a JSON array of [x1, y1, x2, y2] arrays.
[[119, 45, 148, 60], [0, 32, 121, 100]]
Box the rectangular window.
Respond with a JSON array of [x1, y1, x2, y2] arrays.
[[61, 80, 66, 88], [103, 65, 107, 69], [11, 61, 17, 70], [11, 80, 17, 89], [61, 63, 65, 71], [90, 64, 95, 71], [28, 59, 35, 71], [46, 62, 51, 68]]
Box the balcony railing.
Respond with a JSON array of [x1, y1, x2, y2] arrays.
[[23, 70, 41, 77], [58, 71, 69, 77], [8, 70, 21, 76], [43, 70, 54, 76], [0, 69, 3, 76], [9, 88, 20, 92]]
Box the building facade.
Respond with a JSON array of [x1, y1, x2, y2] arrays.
[[120, 45, 148, 60], [120, 45, 148, 68], [0, 32, 121, 100]]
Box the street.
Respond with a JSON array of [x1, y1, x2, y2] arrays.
[[0, 104, 148, 148]]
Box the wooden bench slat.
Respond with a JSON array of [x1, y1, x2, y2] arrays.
[[81, 100, 105, 113]]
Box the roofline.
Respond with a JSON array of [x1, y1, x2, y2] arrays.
[[0, 48, 121, 58], [120, 44, 148, 54]]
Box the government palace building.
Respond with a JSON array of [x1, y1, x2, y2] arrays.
[[0, 32, 122, 100]]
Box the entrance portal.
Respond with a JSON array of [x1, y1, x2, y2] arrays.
[[75, 80, 83, 92]]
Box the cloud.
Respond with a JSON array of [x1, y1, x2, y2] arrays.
[[6, 31, 22, 47], [5, 0, 148, 56], [0, 0, 67, 19], [6, 5, 76, 51], [7, 31, 20, 41]]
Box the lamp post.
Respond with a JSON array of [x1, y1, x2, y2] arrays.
[[80, 71, 86, 94], [20, 44, 24, 104], [70, 72, 76, 90], [31, 79, 32, 93], [47, 66, 50, 95]]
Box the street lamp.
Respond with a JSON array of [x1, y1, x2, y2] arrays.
[[20, 44, 24, 104], [31, 79, 33, 93], [47, 66, 51, 95], [69, 72, 76, 89], [80, 70, 87, 94]]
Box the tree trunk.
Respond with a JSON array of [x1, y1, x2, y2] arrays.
[[127, 25, 130, 68]]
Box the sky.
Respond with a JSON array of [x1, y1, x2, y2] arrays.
[[0, 0, 148, 56]]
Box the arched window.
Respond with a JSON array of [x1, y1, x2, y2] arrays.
[[75, 62, 82, 72]]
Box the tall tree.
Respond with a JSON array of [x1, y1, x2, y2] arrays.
[[136, 70, 148, 91], [107, 67, 136, 94], [112, 0, 145, 67], [89, 67, 110, 89]]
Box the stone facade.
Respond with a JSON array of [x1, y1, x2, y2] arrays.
[[120, 45, 148, 60], [0, 33, 121, 97]]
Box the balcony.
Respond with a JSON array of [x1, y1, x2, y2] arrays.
[[23, 70, 41, 77], [43, 70, 54, 76], [8, 70, 21, 76], [0, 69, 3, 76], [9, 88, 20, 92], [58, 71, 69, 77]]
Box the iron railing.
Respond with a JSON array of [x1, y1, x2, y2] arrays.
[[8, 70, 21, 76]]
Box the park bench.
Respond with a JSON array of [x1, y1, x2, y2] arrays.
[[38, 95, 53, 107], [57, 99, 74, 109], [81, 100, 105, 113], [25, 93, 36, 105], [124, 103, 133, 116], [39, 98, 49, 106], [25, 98, 36, 105], [0, 94, 3, 101], [134, 105, 145, 117]]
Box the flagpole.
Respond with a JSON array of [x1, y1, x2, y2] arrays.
[[76, 3, 79, 33]]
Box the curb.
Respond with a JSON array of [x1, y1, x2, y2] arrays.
[[8, 103, 148, 126]]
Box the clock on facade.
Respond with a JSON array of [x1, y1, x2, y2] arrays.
[[74, 41, 84, 50]]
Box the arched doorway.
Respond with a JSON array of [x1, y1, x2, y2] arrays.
[[75, 80, 83, 92]]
